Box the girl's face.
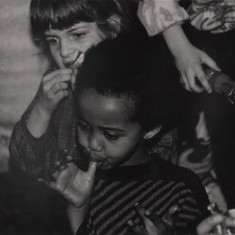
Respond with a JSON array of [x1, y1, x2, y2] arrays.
[[45, 22, 106, 69], [75, 88, 149, 170]]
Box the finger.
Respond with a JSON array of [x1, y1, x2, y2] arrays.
[[46, 89, 69, 107], [179, 149, 213, 173], [127, 220, 143, 235], [43, 68, 73, 82], [186, 69, 204, 93], [143, 217, 159, 235], [47, 84, 67, 99], [144, 210, 167, 232], [44, 74, 72, 92], [53, 90, 69, 103], [197, 214, 224, 234], [180, 73, 191, 91], [194, 65, 212, 93], [56, 164, 77, 192], [164, 205, 180, 227], [38, 178, 57, 190], [86, 161, 98, 183], [134, 203, 145, 219], [50, 82, 69, 94], [224, 216, 235, 227], [201, 54, 221, 72]]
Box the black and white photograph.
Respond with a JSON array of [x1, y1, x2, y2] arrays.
[[1, 0, 235, 234]]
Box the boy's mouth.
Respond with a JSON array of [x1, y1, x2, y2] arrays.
[[89, 153, 103, 167], [90, 158, 103, 168], [81, 147, 104, 168]]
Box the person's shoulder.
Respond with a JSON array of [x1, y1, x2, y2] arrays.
[[155, 157, 197, 181], [153, 157, 210, 207], [153, 157, 207, 196]]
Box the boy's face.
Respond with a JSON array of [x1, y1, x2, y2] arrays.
[[45, 22, 106, 69], [75, 88, 146, 170]]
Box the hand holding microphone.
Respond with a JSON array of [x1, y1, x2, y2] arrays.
[[202, 64, 235, 104]]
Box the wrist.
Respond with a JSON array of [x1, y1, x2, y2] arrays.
[[25, 103, 52, 138], [67, 203, 89, 234], [163, 25, 192, 58], [34, 102, 53, 120]]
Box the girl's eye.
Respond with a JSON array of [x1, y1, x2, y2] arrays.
[[71, 33, 86, 40], [77, 121, 89, 130], [46, 37, 59, 45], [104, 132, 120, 140]]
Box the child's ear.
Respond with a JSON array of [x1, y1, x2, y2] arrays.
[[144, 126, 162, 140], [108, 14, 121, 37]]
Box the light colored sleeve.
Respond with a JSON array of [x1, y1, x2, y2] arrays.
[[137, 0, 189, 36]]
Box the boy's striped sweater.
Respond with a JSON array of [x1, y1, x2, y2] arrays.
[[78, 156, 209, 235]]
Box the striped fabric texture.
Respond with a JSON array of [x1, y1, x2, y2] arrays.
[[79, 157, 209, 235]]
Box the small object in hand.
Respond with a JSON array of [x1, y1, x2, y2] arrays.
[[207, 203, 227, 234]]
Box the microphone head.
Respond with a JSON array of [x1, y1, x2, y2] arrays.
[[202, 64, 235, 104], [202, 64, 233, 94]]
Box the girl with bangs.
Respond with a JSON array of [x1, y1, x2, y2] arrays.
[[9, 0, 143, 178]]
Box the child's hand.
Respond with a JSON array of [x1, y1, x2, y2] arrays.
[[176, 45, 220, 93], [126, 204, 179, 235], [39, 161, 97, 208], [35, 68, 73, 117]]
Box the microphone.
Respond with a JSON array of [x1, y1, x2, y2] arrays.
[[202, 64, 235, 104]]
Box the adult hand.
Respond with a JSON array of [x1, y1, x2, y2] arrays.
[[197, 214, 235, 235], [39, 161, 97, 208], [178, 148, 213, 175], [176, 45, 220, 93]]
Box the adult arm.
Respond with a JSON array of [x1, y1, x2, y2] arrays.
[[137, 0, 219, 93]]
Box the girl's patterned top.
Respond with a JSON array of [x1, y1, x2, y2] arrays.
[[137, 0, 235, 35], [189, 0, 235, 33]]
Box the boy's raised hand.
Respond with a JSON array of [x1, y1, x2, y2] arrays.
[[126, 204, 179, 235], [39, 161, 97, 208], [176, 44, 220, 93], [36, 68, 73, 116]]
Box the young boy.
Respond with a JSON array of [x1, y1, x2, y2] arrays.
[[47, 36, 210, 235]]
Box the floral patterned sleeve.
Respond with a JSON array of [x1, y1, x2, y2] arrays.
[[137, 0, 189, 36], [188, 0, 235, 33]]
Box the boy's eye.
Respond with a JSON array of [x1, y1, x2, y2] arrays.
[[104, 132, 120, 140], [46, 37, 59, 45]]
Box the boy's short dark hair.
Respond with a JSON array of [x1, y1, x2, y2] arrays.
[[74, 35, 178, 131], [30, 0, 139, 51]]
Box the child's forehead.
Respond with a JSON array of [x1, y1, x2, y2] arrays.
[[45, 22, 93, 34], [77, 88, 135, 116]]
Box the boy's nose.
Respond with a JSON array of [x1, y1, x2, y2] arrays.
[[60, 39, 77, 58], [88, 134, 103, 152]]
